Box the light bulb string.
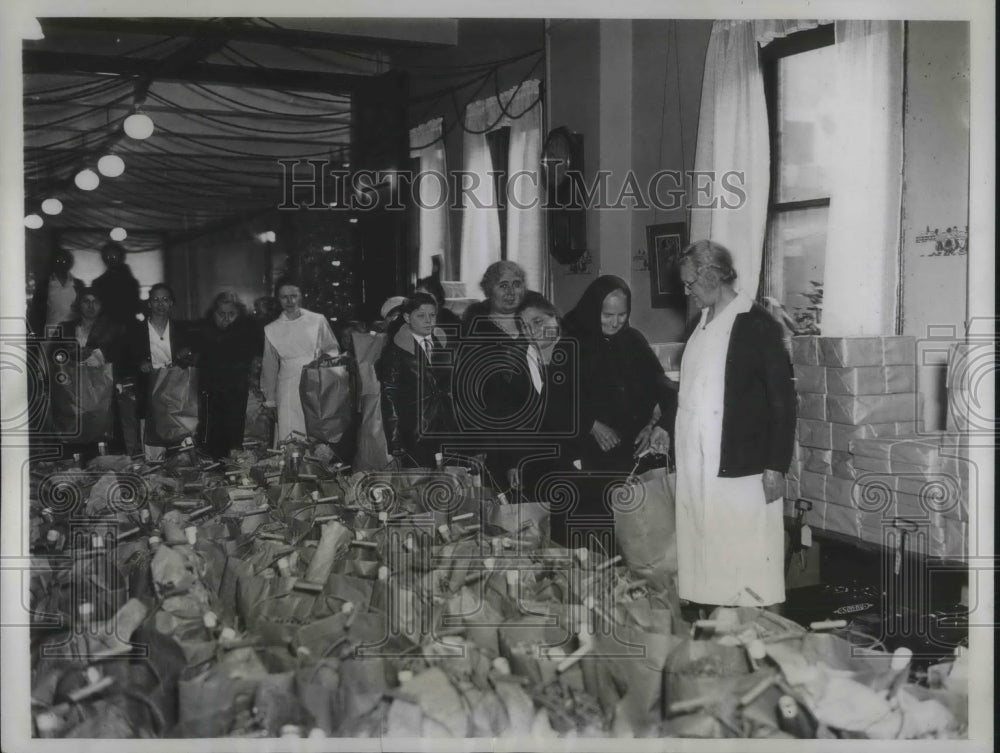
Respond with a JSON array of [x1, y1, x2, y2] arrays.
[[187, 82, 349, 119], [144, 90, 350, 137]]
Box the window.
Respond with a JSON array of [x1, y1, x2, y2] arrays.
[[761, 25, 835, 332]]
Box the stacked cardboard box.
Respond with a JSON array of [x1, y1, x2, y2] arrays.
[[849, 432, 970, 560], [788, 336, 919, 545], [944, 341, 992, 433]]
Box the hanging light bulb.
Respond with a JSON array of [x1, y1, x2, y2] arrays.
[[110, 227, 128, 241], [123, 111, 155, 140], [41, 198, 63, 215], [74, 169, 100, 191], [98, 154, 125, 177], [24, 213, 44, 229]]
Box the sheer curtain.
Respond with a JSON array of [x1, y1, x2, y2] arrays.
[[459, 99, 501, 294], [459, 79, 543, 293], [821, 21, 904, 336], [409, 118, 450, 279], [689, 21, 770, 298]]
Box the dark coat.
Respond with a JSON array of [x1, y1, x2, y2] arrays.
[[716, 303, 797, 477], [495, 338, 582, 496], [197, 317, 262, 395], [91, 265, 142, 329], [378, 324, 454, 462], [564, 275, 676, 471], [56, 316, 125, 377], [122, 319, 201, 418], [456, 300, 530, 435]]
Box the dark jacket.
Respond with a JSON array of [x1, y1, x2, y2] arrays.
[[197, 317, 262, 395], [456, 300, 529, 435], [55, 316, 125, 378], [564, 275, 676, 471], [714, 303, 797, 477], [497, 338, 582, 495], [122, 319, 201, 418], [91, 265, 142, 329], [378, 324, 454, 457]]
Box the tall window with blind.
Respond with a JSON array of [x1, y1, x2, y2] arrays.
[[761, 25, 836, 332]]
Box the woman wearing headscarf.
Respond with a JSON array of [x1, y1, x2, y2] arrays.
[[198, 291, 263, 458], [649, 240, 796, 610], [563, 275, 676, 473], [261, 277, 340, 444]]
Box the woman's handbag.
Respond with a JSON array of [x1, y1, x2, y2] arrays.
[[145, 366, 200, 446], [299, 354, 356, 443]]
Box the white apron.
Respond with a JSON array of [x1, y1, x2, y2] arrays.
[[675, 293, 785, 607], [263, 310, 339, 444]]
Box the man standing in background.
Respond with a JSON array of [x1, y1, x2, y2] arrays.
[[92, 241, 143, 454], [91, 241, 141, 329]]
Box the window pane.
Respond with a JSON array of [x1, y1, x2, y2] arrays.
[[769, 206, 828, 332], [776, 44, 837, 202]]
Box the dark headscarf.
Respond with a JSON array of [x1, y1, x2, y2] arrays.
[[563, 275, 632, 342], [565, 275, 669, 447]]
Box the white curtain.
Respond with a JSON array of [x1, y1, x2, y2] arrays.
[[409, 118, 450, 279], [821, 21, 904, 336], [502, 80, 544, 291], [459, 99, 501, 295], [689, 21, 770, 298], [459, 79, 543, 293]]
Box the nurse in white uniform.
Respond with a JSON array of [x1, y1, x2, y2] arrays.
[[261, 279, 340, 444], [649, 240, 796, 609]]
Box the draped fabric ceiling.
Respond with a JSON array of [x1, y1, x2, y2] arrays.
[[23, 17, 458, 251]]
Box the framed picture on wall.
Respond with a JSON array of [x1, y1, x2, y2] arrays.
[[646, 222, 688, 308]]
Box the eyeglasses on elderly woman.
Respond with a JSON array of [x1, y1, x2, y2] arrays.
[[680, 265, 721, 292]]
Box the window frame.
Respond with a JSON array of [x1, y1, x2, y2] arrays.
[[759, 23, 836, 301]]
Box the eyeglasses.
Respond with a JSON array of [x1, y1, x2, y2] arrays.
[[681, 265, 720, 292]]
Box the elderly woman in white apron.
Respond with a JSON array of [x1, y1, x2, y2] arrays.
[[261, 278, 340, 444], [652, 240, 797, 609]]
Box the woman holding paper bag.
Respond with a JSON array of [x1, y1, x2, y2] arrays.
[[261, 278, 340, 444], [52, 288, 120, 452], [650, 241, 796, 609], [125, 283, 200, 457], [59, 287, 120, 371]]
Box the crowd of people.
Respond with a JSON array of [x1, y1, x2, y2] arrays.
[[30, 239, 796, 611]]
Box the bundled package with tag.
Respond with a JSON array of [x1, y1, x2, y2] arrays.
[[792, 336, 916, 368], [801, 448, 854, 480], [797, 418, 917, 452], [849, 433, 970, 482], [798, 467, 969, 559]]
